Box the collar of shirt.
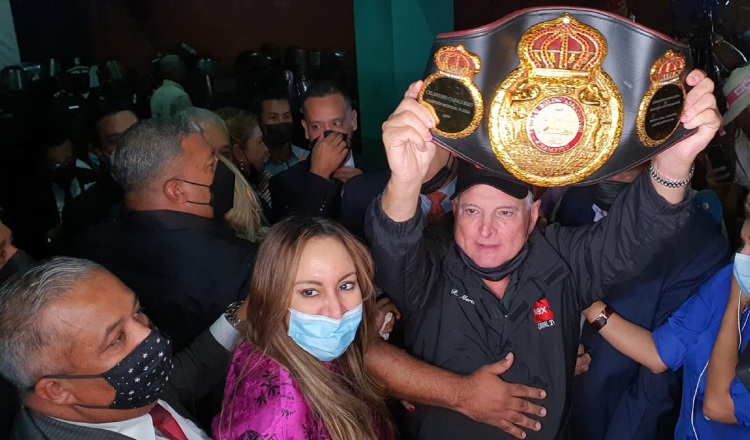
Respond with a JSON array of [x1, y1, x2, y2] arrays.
[[51, 400, 210, 440], [343, 151, 356, 168]]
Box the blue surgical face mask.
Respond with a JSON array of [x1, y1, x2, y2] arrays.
[[287, 303, 363, 361], [733, 252, 750, 298]]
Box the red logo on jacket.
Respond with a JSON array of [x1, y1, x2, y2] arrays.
[[533, 298, 556, 330]]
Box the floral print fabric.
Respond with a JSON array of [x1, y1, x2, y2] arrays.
[[212, 342, 331, 440]]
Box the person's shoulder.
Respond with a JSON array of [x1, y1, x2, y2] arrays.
[[269, 160, 325, 189], [345, 170, 390, 188], [705, 264, 733, 291], [225, 343, 305, 413], [690, 263, 734, 311], [342, 171, 389, 199]]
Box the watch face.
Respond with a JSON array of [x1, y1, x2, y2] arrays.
[[593, 316, 607, 330]]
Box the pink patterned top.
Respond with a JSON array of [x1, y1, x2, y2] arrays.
[[213, 341, 332, 439]]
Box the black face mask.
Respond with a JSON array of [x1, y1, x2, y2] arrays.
[[37, 329, 173, 410], [263, 122, 294, 150], [456, 243, 530, 282], [0, 250, 35, 285], [179, 159, 235, 220], [310, 130, 351, 169], [592, 181, 629, 211]]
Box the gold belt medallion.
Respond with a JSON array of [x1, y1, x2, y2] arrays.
[[419, 45, 484, 140], [637, 50, 687, 147], [489, 14, 624, 186]]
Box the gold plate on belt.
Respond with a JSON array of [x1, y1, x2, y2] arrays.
[[419, 45, 484, 139], [637, 51, 687, 147], [489, 14, 624, 186]]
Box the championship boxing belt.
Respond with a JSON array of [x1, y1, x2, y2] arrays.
[[418, 7, 694, 186]]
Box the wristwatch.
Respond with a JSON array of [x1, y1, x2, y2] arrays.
[[224, 300, 244, 329], [590, 305, 614, 331]]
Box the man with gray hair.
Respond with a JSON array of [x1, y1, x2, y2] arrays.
[[178, 107, 231, 159], [151, 54, 192, 118], [1, 257, 242, 439], [68, 116, 257, 351]]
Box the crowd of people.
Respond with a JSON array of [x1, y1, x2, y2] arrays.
[[1, 20, 750, 440]]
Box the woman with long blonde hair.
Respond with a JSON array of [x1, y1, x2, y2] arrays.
[[218, 155, 267, 242], [213, 216, 394, 440], [216, 107, 272, 209]]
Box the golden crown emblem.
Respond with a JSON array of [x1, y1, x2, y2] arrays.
[[650, 50, 686, 83], [434, 45, 481, 78], [519, 14, 606, 75]]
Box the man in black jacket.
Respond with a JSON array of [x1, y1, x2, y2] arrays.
[[269, 81, 366, 221], [363, 71, 721, 440], [1, 257, 240, 439], [68, 116, 257, 351]]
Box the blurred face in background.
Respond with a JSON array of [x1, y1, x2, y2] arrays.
[[242, 125, 268, 172], [97, 111, 138, 157]]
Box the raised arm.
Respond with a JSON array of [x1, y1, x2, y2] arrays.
[[551, 70, 722, 307], [649, 70, 721, 204], [703, 277, 750, 423], [583, 301, 668, 374], [380, 81, 438, 221], [365, 341, 547, 439]]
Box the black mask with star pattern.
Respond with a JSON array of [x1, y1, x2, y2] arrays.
[[40, 328, 173, 410]]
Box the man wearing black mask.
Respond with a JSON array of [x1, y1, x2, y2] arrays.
[[1, 257, 244, 439], [269, 81, 372, 222], [67, 116, 257, 351], [256, 89, 309, 176], [552, 165, 730, 440]]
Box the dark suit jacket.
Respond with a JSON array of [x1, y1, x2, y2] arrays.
[[269, 160, 341, 222], [339, 171, 390, 238], [9, 328, 230, 440], [67, 209, 257, 351], [61, 173, 123, 243]]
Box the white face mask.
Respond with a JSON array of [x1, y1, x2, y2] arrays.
[[734, 252, 750, 298]]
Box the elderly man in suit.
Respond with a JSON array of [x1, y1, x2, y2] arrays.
[[0, 257, 242, 439]]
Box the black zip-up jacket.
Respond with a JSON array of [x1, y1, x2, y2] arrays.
[[365, 172, 692, 440]]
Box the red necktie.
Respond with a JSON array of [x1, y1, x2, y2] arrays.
[[150, 403, 189, 440], [426, 191, 447, 225]]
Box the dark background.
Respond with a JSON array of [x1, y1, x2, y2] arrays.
[[9, 0, 750, 74]]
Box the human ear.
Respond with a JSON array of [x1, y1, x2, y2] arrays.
[[34, 378, 78, 406], [164, 179, 187, 204]]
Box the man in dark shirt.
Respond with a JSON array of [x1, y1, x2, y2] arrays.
[[363, 72, 721, 440], [68, 116, 257, 351]]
